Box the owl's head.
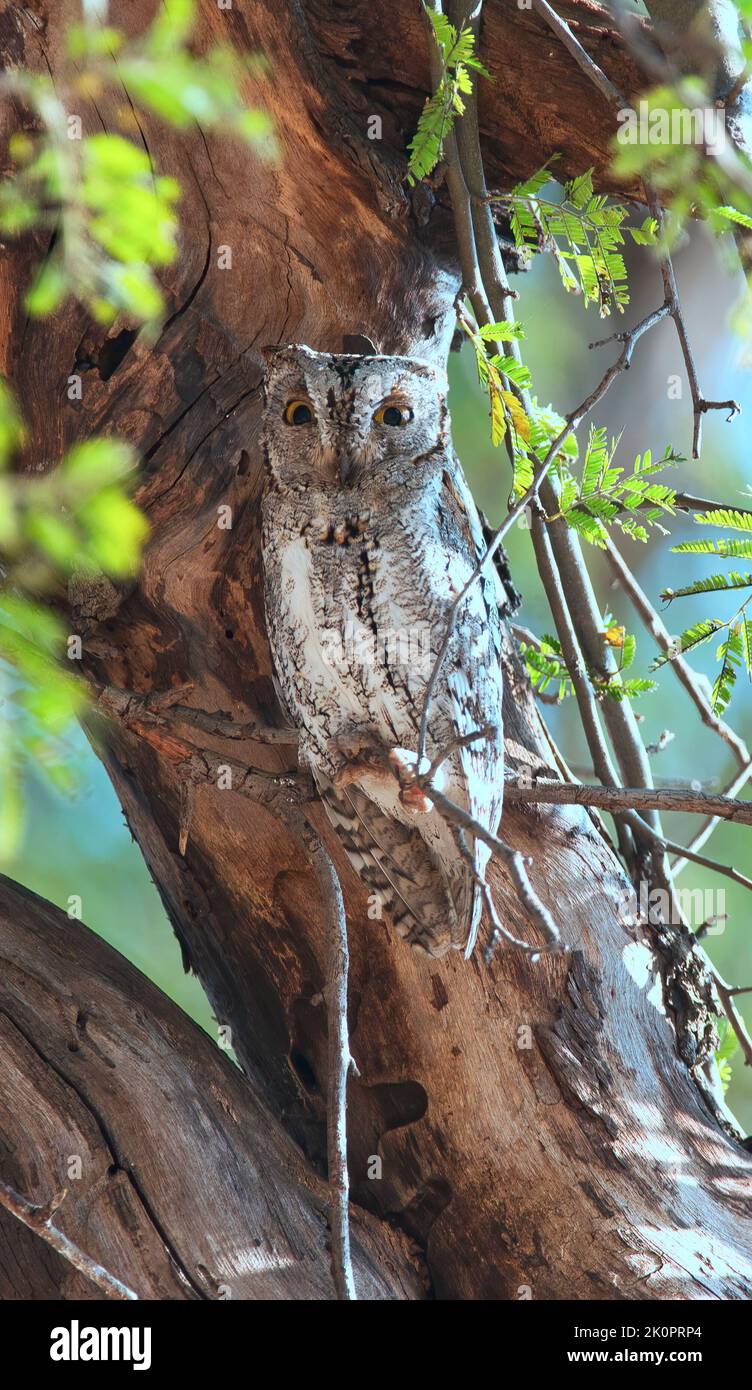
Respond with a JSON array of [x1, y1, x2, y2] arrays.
[[261, 345, 449, 489]]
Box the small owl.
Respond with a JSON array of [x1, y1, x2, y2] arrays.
[[260, 345, 504, 958]]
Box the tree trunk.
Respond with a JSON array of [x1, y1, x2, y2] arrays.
[[0, 875, 424, 1299], [3, 0, 752, 1299]]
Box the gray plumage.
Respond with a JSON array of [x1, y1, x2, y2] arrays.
[[260, 345, 504, 958]]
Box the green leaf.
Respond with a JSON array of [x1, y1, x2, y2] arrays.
[[695, 508, 752, 534], [478, 321, 525, 341], [77, 488, 150, 577], [629, 216, 659, 245], [61, 438, 137, 488], [24, 259, 68, 317], [566, 169, 594, 209], [105, 263, 165, 322], [0, 382, 24, 468], [741, 618, 752, 676], [661, 571, 752, 601], [651, 619, 725, 668], [0, 752, 22, 861], [713, 205, 752, 230], [407, 10, 487, 184], [715, 1018, 738, 1092], [711, 628, 744, 713], [671, 538, 752, 559], [407, 87, 451, 185], [600, 677, 657, 701], [146, 0, 196, 56], [620, 632, 636, 671]]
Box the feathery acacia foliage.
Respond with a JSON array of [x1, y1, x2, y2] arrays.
[[406, 7, 489, 185], [497, 163, 657, 316], [659, 510, 752, 713]]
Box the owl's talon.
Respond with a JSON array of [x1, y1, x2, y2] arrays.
[[330, 731, 392, 788], [400, 783, 435, 814]]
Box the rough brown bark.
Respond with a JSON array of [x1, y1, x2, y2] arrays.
[[0, 874, 423, 1299], [2, 0, 752, 1299]]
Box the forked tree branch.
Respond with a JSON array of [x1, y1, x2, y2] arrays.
[[0, 1181, 138, 1301]]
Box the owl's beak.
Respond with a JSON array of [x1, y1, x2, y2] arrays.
[[319, 432, 356, 486]]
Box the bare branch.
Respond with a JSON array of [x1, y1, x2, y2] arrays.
[[0, 1181, 138, 1300], [298, 823, 357, 1301], [506, 778, 752, 827], [712, 971, 752, 1070], [646, 188, 741, 457], [530, 0, 624, 111], [454, 827, 547, 959], [621, 809, 752, 896], [423, 724, 497, 784], [418, 781, 565, 955], [672, 759, 752, 875]]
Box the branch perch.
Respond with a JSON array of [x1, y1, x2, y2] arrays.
[[506, 779, 752, 827], [298, 823, 357, 1301], [0, 1181, 138, 1301]]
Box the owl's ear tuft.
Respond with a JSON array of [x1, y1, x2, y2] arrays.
[[260, 344, 283, 368]]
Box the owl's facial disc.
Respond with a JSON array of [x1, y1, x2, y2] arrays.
[[262, 346, 448, 490]]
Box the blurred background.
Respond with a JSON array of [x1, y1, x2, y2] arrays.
[[7, 222, 752, 1127]]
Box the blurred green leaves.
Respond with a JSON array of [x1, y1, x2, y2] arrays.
[[0, 389, 147, 854], [1, 0, 275, 331], [0, 0, 276, 856], [1, 426, 147, 590]]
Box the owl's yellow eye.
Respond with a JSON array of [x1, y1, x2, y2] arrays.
[[284, 398, 314, 426], [374, 402, 412, 427]]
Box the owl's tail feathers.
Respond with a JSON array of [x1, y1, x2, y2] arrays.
[[317, 777, 460, 958]]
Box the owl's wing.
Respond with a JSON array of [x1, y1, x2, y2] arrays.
[[324, 462, 505, 958], [429, 464, 506, 953], [316, 774, 459, 956]]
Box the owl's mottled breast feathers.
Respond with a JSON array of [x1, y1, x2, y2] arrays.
[[260, 345, 504, 958]]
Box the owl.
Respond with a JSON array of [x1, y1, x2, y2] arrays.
[[260, 345, 505, 958]]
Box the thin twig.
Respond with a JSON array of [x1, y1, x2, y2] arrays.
[[530, 0, 624, 111], [712, 971, 752, 1069], [621, 809, 752, 896], [670, 492, 752, 518], [672, 759, 752, 876], [646, 188, 741, 457], [454, 827, 545, 958], [417, 300, 670, 764], [505, 779, 752, 826], [0, 1181, 138, 1300], [423, 724, 496, 784], [418, 780, 564, 955], [299, 822, 357, 1301]]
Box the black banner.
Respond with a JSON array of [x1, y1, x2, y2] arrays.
[[2, 1297, 746, 1375]]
